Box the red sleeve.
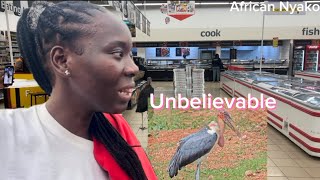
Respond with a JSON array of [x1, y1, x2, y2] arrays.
[[93, 113, 158, 180]]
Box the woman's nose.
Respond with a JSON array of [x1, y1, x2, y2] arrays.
[[124, 56, 139, 77]]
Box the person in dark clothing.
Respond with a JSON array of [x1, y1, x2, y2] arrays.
[[136, 77, 154, 130], [134, 57, 148, 81], [212, 54, 224, 82]]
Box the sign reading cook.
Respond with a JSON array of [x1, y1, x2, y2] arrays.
[[200, 29, 221, 37]]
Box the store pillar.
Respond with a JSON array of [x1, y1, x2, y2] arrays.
[[288, 39, 294, 76], [215, 46, 221, 56], [137, 48, 146, 59]]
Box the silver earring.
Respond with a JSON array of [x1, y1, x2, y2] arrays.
[[65, 69, 70, 76]]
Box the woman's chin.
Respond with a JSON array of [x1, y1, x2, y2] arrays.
[[106, 103, 128, 114]]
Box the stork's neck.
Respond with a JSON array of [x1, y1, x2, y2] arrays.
[[207, 127, 217, 135]]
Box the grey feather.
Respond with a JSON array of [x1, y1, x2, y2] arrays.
[[168, 128, 218, 178]]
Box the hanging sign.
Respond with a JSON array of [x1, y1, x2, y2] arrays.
[[273, 37, 279, 47], [0, 0, 29, 16], [142, 15, 146, 34], [166, 1, 195, 21], [122, 1, 128, 18], [135, 9, 141, 30], [127, 1, 135, 24], [147, 20, 150, 36]]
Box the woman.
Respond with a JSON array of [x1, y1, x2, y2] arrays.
[[136, 77, 154, 114], [212, 54, 224, 82], [0, 1, 156, 180]]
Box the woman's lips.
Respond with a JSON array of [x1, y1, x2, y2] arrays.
[[118, 88, 134, 101]]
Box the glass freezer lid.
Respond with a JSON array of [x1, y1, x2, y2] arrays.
[[293, 94, 320, 107]]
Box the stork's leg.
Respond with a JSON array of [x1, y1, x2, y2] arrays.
[[195, 160, 202, 180]]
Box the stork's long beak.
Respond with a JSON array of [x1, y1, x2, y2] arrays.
[[219, 112, 242, 138]]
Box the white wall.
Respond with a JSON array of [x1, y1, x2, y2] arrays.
[[280, 40, 291, 60], [0, 10, 22, 32], [137, 48, 146, 58], [0, 1, 29, 31], [2, 3, 320, 41], [132, 6, 320, 41]]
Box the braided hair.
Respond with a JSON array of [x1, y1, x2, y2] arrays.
[[16, 1, 147, 180]]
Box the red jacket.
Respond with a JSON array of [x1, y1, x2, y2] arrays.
[[93, 113, 157, 180]]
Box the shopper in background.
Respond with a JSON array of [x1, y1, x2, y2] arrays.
[[212, 54, 224, 82], [0, 1, 156, 180], [136, 77, 155, 114], [0, 72, 5, 89], [14, 56, 24, 72]]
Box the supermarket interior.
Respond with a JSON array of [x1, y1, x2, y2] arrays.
[[1, 1, 320, 180]]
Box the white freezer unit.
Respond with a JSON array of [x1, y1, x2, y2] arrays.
[[221, 71, 320, 157], [295, 71, 320, 81]]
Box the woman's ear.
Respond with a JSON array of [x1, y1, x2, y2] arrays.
[[50, 46, 70, 77]]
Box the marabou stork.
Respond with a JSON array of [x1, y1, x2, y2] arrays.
[[168, 110, 243, 179]]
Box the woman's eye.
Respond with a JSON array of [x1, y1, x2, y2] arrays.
[[113, 51, 123, 58]]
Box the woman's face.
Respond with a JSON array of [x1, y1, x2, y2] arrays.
[[65, 11, 138, 113]]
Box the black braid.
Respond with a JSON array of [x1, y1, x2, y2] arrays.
[[16, 1, 147, 180]]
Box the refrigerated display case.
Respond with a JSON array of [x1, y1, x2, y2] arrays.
[[293, 46, 305, 71], [221, 71, 320, 157], [304, 45, 319, 72]]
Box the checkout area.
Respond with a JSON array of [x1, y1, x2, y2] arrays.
[[2, 73, 48, 109]]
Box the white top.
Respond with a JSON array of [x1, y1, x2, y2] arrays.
[[0, 104, 109, 180]]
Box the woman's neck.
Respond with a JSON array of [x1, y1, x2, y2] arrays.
[[45, 88, 94, 140]]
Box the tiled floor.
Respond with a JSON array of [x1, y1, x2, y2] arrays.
[[268, 125, 320, 180], [1, 81, 320, 179]]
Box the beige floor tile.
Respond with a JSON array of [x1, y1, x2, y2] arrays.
[[288, 178, 316, 180], [294, 159, 320, 168], [279, 167, 311, 178], [278, 144, 300, 152], [268, 145, 281, 151], [272, 159, 300, 167], [268, 151, 291, 159], [268, 139, 275, 145], [268, 167, 285, 177], [304, 168, 320, 178], [272, 140, 294, 146], [267, 177, 288, 180], [268, 158, 276, 167], [286, 151, 313, 160]]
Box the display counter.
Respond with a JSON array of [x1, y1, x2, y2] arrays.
[[295, 71, 320, 81], [146, 59, 213, 81], [221, 71, 320, 157]]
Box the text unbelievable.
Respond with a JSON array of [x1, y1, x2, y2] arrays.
[[150, 93, 276, 110]]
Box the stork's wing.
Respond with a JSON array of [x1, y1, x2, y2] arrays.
[[178, 128, 207, 146], [168, 130, 218, 178]]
